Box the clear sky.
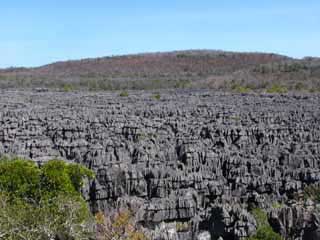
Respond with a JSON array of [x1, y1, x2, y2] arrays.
[[1, 0, 319, 68]]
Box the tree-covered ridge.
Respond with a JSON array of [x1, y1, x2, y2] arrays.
[[0, 50, 319, 92]]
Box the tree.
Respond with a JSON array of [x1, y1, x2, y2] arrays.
[[0, 157, 95, 240], [246, 208, 282, 240]]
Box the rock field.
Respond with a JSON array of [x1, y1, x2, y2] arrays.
[[0, 90, 320, 240]]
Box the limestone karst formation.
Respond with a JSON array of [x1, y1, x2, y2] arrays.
[[0, 90, 319, 240]]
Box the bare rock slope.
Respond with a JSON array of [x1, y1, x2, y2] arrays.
[[0, 90, 320, 240]]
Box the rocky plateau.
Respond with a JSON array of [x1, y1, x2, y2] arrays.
[[0, 90, 320, 240]]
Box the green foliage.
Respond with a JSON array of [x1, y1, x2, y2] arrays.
[[66, 162, 95, 192], [247, 226, 283, 240], [254, 61, 308, 74], [294, 82, 307, 91], [231, 83, 251, 93], [272, 202, 283, 209], [41, 159, 94, 197], [0, 158, 41, 200], [309, 87, 320, 93], [251, 208, 269, 227], [119, 91, 129, 97], [153, 93, 161, 100], [246, 208, 283, 240], [303, 185, 320, 203], [174, 79, 191, 89], [266, 84, 288, 94], [41, 160, 77, 196], [0, 158, 94, 201], [176, 53, 188, 58], [0, 193, 94, 240], [0, 157, 95, 239], [62, 83, 74, 92]]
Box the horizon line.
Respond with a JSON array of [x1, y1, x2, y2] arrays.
[[1, 48, 319, 70]]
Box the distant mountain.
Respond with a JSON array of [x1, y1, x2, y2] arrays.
[[0, 50, 319, 92]]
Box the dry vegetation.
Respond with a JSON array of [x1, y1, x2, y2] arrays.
[[96, 211, 147, 240], [0, 50, 319, 92]]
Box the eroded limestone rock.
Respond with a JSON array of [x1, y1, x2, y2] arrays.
[[0, 90, 320, 239]]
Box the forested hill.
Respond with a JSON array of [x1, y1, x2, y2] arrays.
[[1, 50, 320, 92]]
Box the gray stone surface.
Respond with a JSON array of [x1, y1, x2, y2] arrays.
[[0, 90, 320, 239]]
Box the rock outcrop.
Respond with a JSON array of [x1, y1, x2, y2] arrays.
[[0, 90, 320, 239]]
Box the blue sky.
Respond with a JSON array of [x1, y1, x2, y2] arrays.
[[1, 0, 319, 68]]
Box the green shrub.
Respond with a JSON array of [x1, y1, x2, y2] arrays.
[[62, 83, 74, 92], [176, 54, 187, 58], [266, 84, 288, 94], [246, 208, 283, 240], [0, 192, 94, 240], [41, 159, 94, 197], [309, 87, 320, 93], [153, 93, 161, 100], [294, 82, 307, 91], [66, 162, 95, 192], [174, 79, 191, 89], [0, 158, 94, 201], [0, 158, 41, 200], [230, 82, 252, 93], [303, 185, 320, 202], [0, 157, 95, 239], [247, 226, 283, 240], [251, 208, 269, 227], [272, 202, 283, 209], [119, 90, 129, 97]]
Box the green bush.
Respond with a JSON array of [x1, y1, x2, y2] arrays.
[[62, 83, 74, 92], [0, 193, 94, 240], [251, 208, 269, 227], [0, 157, 94, 201], [174, 79, 191, 89], [303, 185, 320, 203], [231, 83, 251, 93], [153, 93, 161, 100], [266, 84, 288, 94], [272, 202, 283, 209], [0, 157, 95, 239], [176, 54, 187, 58], [294, 82, 307, 91], [247, 226, 283, 240], [119, 90, 129, 97], [0, 158, 41, 200], [246, 208, 283, 240], [41, 159, 94, 197]]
